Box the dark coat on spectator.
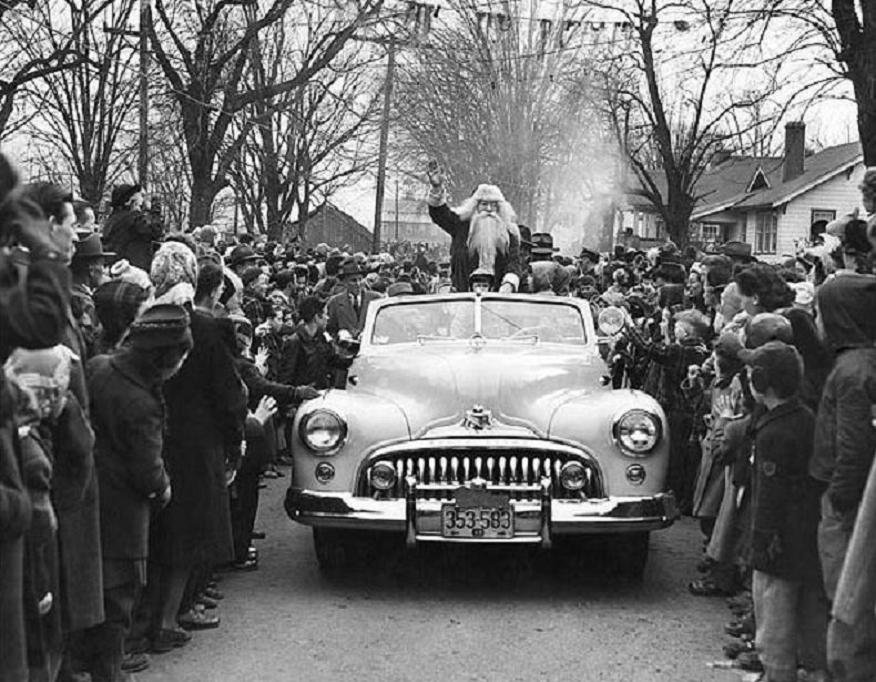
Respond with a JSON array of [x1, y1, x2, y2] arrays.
[[102, 207, 163, 272], [325, 289, 381, 339], [54, 307, 104, 632], [0, 373, 31, 682], [751, 399, 824, 582], [0, 251, 68, 681], [87, 351, 170, 564], [152, 310, 247, 567]]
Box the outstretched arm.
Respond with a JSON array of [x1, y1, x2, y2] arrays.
[[425, 160, 462, 238]]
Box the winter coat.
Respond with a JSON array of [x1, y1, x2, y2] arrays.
[[832, 432, 876, 624], [689, 374, 744, 519], [627, 327, 710, 412], [279, 324, 347, 390], [55, 309, 104, 632], [325, 289, 382, 339], [750, 399, 824, 582], [235, 356, 297, 411], [101, 207, 163, 272], [0, 374, 31, 682], [70, 282, 97, 359], [20, 427, 61, 677], [152, 310, 247, 567], [427, 202, 523, 293], [809, 274, 876, 512], [87, 351, 170, 564], [0, 251, 70, 362]]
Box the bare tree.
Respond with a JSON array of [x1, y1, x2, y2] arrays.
[[588, 0, 841, 246], [144, 0, 386, 228], [146, 95, 192, 230], [24, 0, 139, 207], [392, 0, 611, 232], [0, 0, 112, 138], [755, 1, 876, 164], [228, 10, 382, 241]]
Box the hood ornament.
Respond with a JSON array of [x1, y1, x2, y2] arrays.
[[463, 404, 493, 431]]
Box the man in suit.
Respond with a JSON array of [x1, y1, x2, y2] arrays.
[[325, 259, 382, 340], [425, 162, 522, 293]]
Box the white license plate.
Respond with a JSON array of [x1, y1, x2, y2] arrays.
[[441, 505, 514, 539]]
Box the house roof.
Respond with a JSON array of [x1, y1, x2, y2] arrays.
[[731, 141, 862, 209], [624, 141, 863, 220]]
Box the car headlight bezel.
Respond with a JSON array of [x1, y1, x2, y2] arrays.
[[611, 408, 662, 457], [299, 409, 348, 455]]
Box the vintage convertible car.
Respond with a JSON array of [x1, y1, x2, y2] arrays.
[[284, 293, 677, 578]]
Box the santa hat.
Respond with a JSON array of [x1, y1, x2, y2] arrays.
[[471, 184, 506, 203]]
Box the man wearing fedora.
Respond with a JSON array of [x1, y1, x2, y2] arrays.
[[102, 183, 164, 273], [227, 244, 261, 276], [71, 234, 115, 358], [425, 162, 522, 293], [325, 259, 381, 340]]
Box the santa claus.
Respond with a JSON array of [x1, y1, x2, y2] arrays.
[[426, 162, 522, 292]]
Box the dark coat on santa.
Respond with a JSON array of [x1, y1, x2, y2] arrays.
[[427, 203, 522, 293]]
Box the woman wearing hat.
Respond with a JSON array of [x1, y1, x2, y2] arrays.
[[147, 243, 248, 642]]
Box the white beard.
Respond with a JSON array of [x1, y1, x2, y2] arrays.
[[467, 212, 510, 274]]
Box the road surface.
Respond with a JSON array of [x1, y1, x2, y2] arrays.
[[141, 470, 743, 682]]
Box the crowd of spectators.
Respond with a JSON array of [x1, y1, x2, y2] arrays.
[[1, 150, 875, 682]]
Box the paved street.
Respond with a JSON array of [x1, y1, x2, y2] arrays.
[[142, 471, 742, 682]]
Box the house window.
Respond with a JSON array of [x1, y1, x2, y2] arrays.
[[810, 209, 835, 243], [754, 212, 777, 254], [701, 223, 720, 247], [811, 209, 836, 224]]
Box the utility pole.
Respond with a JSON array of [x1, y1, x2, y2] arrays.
[[372, 40, 395, 253], [138, 0, 151, 187]]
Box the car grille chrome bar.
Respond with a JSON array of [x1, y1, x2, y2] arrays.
[[360, 449, 602, 500]]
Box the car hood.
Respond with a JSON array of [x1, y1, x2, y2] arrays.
[[347, 343, 606, 438]]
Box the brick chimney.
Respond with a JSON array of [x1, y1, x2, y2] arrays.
[[783, 121, 805, 183]]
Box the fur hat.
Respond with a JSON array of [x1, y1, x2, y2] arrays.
[[471, 184, 506, 203]]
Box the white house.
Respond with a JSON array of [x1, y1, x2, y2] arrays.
[[620, 123, 866, 262]]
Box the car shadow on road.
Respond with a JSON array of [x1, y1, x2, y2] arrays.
[[313, 535, 668, 605]]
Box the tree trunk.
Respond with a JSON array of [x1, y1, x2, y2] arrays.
[[849, 67, 876, 165], [189, 175, 216, 228]]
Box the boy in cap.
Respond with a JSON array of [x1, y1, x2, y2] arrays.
[[740, 341, 827, 682], [84, 304, 192, 680]]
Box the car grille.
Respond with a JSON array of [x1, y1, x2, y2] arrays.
[[358, 449, 603, 500]]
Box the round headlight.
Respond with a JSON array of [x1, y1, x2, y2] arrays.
[[370, 462, 397, 491], [299, 409, 347, 453], [613, 409, 661, 456], [560, 461, 587, 491]]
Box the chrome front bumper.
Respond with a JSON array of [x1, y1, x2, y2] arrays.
[[285, 481, 678, 546]]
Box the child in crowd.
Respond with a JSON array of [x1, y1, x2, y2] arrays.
[[740, 341, 827, 682], [627, 308, 711, 513]]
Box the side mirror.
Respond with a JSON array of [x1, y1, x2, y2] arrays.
[[598, 306, 625, 336]]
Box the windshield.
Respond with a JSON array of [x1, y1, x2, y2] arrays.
[[480, 300, 586, 343], [371, 299, 587, 345]]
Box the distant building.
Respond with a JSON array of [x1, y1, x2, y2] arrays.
[[380, 181, 450, 245], [289, 203, 373, 253], [619, 123, 866, 261]]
